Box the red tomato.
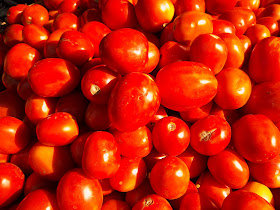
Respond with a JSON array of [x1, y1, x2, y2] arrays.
[[1, 72, 19, 90], [208, 148, 250, 189], [82, 131, 121, 180], [36, 112, 79, 146], [236, 0, 260, 10], [156, 61, 217, 111], [99, 178, 114, 196], [102, 199, 130, 210], [52, 12, 80, 31], [108, 72, 160, 132], [28, 58, 80, 97], [17, 77, 34, 101], [143, 41, 160, 74], [58, 0, 83, 15], [257, 16, 279, 36], [0, 116, 31, 155], [238, 34, 253, 64], [135, 0, 175, 33], [56, 168, 103, 210], [0, 163, 25, 208], [80, 8, 102, 26], [99, 28, 149, 75], [210, 103, 241, 125], [173, 0, 205, 16], [143, 148, 167, 171], [132, 194, 173, 210], [160, 22, 175, 45], [258, 4, 280, 21], [245, 24, 271, 46], [179, 192, 219, 210], [232, 114, 280, 163], [205, 0, 238, 15], [21, 4, 49, 26], [0, 153, 10, 163], [6, 4, 28, 24], [3, 24, 24, 47], [173, 11, 213, 46], [150, 156, 190, 200], [212, 19, 236, 35]]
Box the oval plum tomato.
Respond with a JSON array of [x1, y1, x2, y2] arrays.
[[6, 4, 28, 24], [0, 163, 25, 208], [173, 11, 213, 46], [25, 94, 57, 125], [56, 168, 103, 210], [190, 33, 228, 75], [52, 12, 80, 31], [43, 0, 64, 10], [135, 0, 174, 33], [102, 199, 130, 210], [21, 4, 49, 26], [212, 19, 236, 35], [236, 0, 260, 11], [214, 67, 252, 110], [245, 24, 271, 46], [82, 131, 121, 180], [101, 0, 138, 30], [152, 116, 190, 156], [179, 192, 219, 210], [111, 125, 152, 158], [109, 157, 147, 192], [81, 65, 119, 104], [80, 21, 111, 57], [17, 77, 34, 100], [150, 156, 190, 200], [108, 72, 160, 132], [156, 61, 217, 111], [257, 16, 279, 36], [248, 155, 280, 188], [205, 0, 237, 15], [258, 4, 280, 21], [208, 148, 250, 189], [3, 24, 24, 47], [28, 58, 80, 97], [58, 0, 82, 15], [232, 114, 280, 163], [29, 142, 75, 181], [132, 194, 172, 210], [99, 28, 149, 75], [56, 30, 94, 67], [17, 189, 59, 210], [190, 115, 231, 156], [0, 116, 31, 155], [4, 43, 42, 80], [36, 112, 79, 146], [221, 190, 274, 210], [173, 0, 205, 16], [248, 37, 280, 83]]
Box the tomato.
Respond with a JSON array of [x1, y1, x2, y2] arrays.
[[102, 199, 131, 210], [258, 4, 280, 21], [0, 163, 25, 208], [43, 0, 64, 10], [17, 77, 34, 100], [82, 131, 121, 179], [17, 189, 59, 210], [111, 126, 153, 158], [190, 115, 231, 156], [132, 194, 172, 210], [179, 192, 219, 210], [0, 116, 31, 155], [58, 0, 83, 15], [173, 0, 205, 16], [248, 37, 280, 83], [4, 43, 42, 80], [21, 4, 49, 26], [6, 4, 28, 24], [238, 34, 253, 64], [1, 72, 19, 90], [0, 153, 10, 163], [205, 0, 238, 15], [143, 148, 167, 171], [232, 114, 280, 163], [28, 58, 80, 97], [245, 24, 271, 46], [143, 41, 160, 74], [109, 157, 147, 192], [80, 8, 102, 26], [99, 178, 114, 196], [160, 22, 175, 45], [108, 72, 160, 132], [3, 24, 24, 47], [221, 190, 274, 210], [173, 11, 213, 46], [236, 0, 260, 10], [156, 61, 217, 111], [56, 168, 103, 210], [210, 103, 241, 125], [150, 156, 190, 200], [152, 116, 190, 156], [99, 28, 149, 75], [135, 0, 175, 33], [212, 19, 236, 35], [52, 12, 80, 31], [190, 33, 228, 75], [257, 16, 279, 36]]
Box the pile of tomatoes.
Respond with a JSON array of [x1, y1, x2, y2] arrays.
[[1, 0, 280, 209]]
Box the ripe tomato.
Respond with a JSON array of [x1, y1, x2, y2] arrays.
[[21, 4, 49, 26], [17, 77, 34, 100], [212, 19, 236, 35], [179, 192, 219, 210], [173, 0, 205, 16], [102, 199, 130, 210], [156, 61, 217, 111], [143, 41, 160, 74], [257, 16, 279, 36], [245, 24, 271, 46], [58, 0, 83, 15], [132, 194, 173, 210], [205, 0, 238, 15], [52, 12, 80, 31], [6, 4, 28, 24], [3, 24, 24, 47]]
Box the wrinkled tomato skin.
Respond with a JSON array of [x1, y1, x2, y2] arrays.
[[56, 168, 103, 210], [132, 194, 173, 210], [4, 43, 42, 80], [28, 58, 80, 97], [156, 61, 217, 111], [108, 72, 160, 132], [99, 28, 149, 75], [208, 148, 250, 189], [248, 37, 280, 83], [0, 163, 25, 208], [82, 131, 121, 180], [232, 114, 280, 163]]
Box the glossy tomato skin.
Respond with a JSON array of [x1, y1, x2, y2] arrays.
[[232, 114, 280, 163], [143, 41, 160, 74], [208, 148, 250, 189], [4, 43, 42, 80], [99, 28, 149, 75], [132, 194, 173, 210], [0, 116, 31, 155], [102, 199, 131, 210], [56, 168, 103, 210], [190, 115, 231, 156], [21, 4, 49, 26], [150, 156, 190, 200], [108, 72, 160, 132], [173, 0, 205, 16], [212, 19, 236, 35], [6, 4, 28, 24], [0, 163, 25, 208], [52, 12, 80, 31], [36, 112, 79, 146], [82, 131, 121, 180], [3, 24, 24, 47], [156, 61, 217, 111], [205, 0, 237, 15], [28, 58, 80, 97], [152, 116, 190, 156], [248, 37, 280, 83], [221, 190, 274, 210], [257, 16, 279, 36], [245, 24, 271, 46]]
